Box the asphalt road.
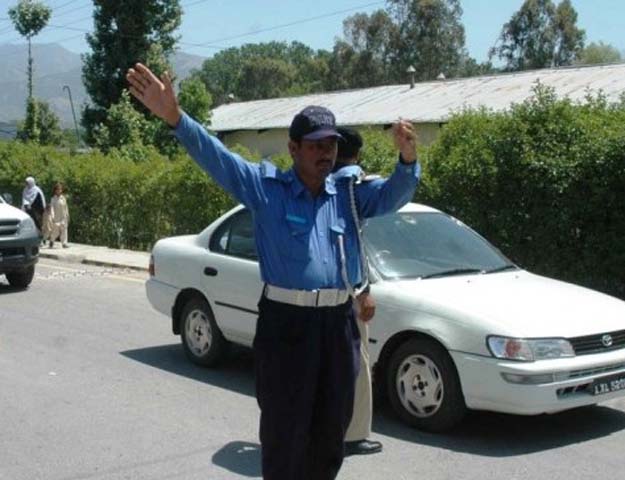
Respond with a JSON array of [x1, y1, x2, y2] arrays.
[[2, 259, 625, 480]]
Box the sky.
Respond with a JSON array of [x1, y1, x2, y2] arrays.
[[0, 0, 623, 63]]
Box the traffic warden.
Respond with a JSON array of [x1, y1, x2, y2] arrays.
[[126, 63, 420, 480]]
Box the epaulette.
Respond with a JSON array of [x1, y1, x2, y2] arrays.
[[260, 160, 289, 182]]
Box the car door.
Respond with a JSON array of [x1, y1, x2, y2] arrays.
[[204, 208, 263, 346]]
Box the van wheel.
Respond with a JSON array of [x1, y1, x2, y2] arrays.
[[6, 265, 35, 289], [180, 297, 227, 366], [387, 337, 466, 432]]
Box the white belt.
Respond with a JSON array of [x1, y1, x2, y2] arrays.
[[264, 284, 350, 308]]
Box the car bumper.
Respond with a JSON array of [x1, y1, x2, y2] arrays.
[[0, 236, 39, 273], [145, 278, 179, 317], [451, 349, 625, 415]]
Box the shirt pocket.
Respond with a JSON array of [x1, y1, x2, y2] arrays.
[[283, 214, 311, 261]]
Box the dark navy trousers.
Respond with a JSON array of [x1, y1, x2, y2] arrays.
[[253, 296, 361, 480]]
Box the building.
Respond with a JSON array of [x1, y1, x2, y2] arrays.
[[209, 63, 625, 158]]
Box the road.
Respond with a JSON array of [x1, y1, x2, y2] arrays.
[[1, 259, 625, 479]]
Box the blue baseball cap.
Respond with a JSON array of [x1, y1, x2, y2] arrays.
[[289, 106, 341, 141]]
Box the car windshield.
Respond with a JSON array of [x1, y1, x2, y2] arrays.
[[363, 211, 515, 280]]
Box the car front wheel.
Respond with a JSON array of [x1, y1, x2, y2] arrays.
[[387, 337, 466, 432], [6, 265, 35, 289], [180, 297, 227, 367]]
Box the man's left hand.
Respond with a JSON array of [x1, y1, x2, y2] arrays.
[[357, 291, 376, 322], [392, 119, 418, 163]]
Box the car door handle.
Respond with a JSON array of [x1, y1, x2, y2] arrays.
[[204, 267, 218, 276]]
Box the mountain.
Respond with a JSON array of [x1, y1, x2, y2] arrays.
[[0, 43, 206, 127]]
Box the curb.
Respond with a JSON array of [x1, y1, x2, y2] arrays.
[[39, 252, 149, 272]]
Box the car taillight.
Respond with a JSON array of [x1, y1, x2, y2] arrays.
[[149, 254, 155, 277]]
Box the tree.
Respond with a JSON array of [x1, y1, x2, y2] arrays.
[[19, 97, 39, 143], [178, 77, 212, 125], [34, 100, 62, 145], [82, 0, 182, 144], [237, 57, 297, 101], [490, 0, 584, 71], [328, 10, 398, 89], [552, 0, 585, 66], [576, 41, 622, 65], [330, 0, 471, 88], [387, 0, 467, 81], [8, 0, 51, 99], [92, 90, 155, 152], [192, 41, 330, 105]]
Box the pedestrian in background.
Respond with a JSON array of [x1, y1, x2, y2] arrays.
[[41, 204, 53, 245], [21, 176, 46, 233], [127, 62, 420, 480], [332, 127, 383, 457], [49, 182, 70, 248]]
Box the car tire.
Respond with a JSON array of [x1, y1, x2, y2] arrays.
[[6, 265, 35, 289], [180, 297, 227, 367], [387, 337, 466, 432]]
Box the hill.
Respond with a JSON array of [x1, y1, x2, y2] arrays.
[[0, 43, 205, 127]]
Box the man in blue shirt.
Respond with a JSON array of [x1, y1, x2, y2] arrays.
[[127, 63, 419, 480]]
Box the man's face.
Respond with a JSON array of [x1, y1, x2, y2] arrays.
[[289, 137, 338, 185]]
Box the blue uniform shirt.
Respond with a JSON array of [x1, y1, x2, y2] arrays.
[[174, 112, 420, 290]]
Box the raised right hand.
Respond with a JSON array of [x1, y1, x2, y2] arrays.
[[126, 63, 181, 127]]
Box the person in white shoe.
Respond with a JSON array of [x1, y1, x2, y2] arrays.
[[49, 183, 70, 248], [332, 127, 382, 457]]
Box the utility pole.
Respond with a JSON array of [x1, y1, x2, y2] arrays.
[[62, 85, 80, 146]]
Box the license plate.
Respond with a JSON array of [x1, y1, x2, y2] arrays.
[[592, 374, 625, 396]]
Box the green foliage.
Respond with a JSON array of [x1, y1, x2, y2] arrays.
[[178, 76, 212, 125], [7, 0, 50, 38], [81, 0, 182, 144], [92, 91, 156, 153], [424, 83, 625, 298], [576, 41, 623, 65], [17, 99, 62, 145], [387, 0, 467, 81], [491, 0, 585, 70], [332, 0, 483, 87], [0, 141, 236, 250], [19, 96, 40, 143], [8, 0, 51, 98], [193, 41, 330, 105]]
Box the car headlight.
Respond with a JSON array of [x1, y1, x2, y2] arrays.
[[487, 336, 575, 362], [19, 217, 36, 233]]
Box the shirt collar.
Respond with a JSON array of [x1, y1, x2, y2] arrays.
[[288, 169, 337, 197]]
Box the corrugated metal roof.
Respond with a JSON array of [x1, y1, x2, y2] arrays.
[[209, 64, 625, 132]]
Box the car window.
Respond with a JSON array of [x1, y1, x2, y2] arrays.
[[209, 209, 258, 261], [363, 212, 512, 279]]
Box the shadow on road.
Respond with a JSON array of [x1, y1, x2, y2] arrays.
[[372, 401, 625, 456], [120, 343, 256, 397], [121, 343, 625, 458], [212, 441, 262, 478]]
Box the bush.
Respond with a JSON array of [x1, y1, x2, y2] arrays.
[[423, 84, 625, 298], [0, 141, 239, 250]]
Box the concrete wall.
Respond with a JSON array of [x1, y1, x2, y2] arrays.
[[221, 122, 443, 158]]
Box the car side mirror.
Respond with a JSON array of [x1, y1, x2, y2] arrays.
[[2, 193, 13, 205]]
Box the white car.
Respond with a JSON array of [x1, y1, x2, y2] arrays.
[[146, 203, 625, 431]]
